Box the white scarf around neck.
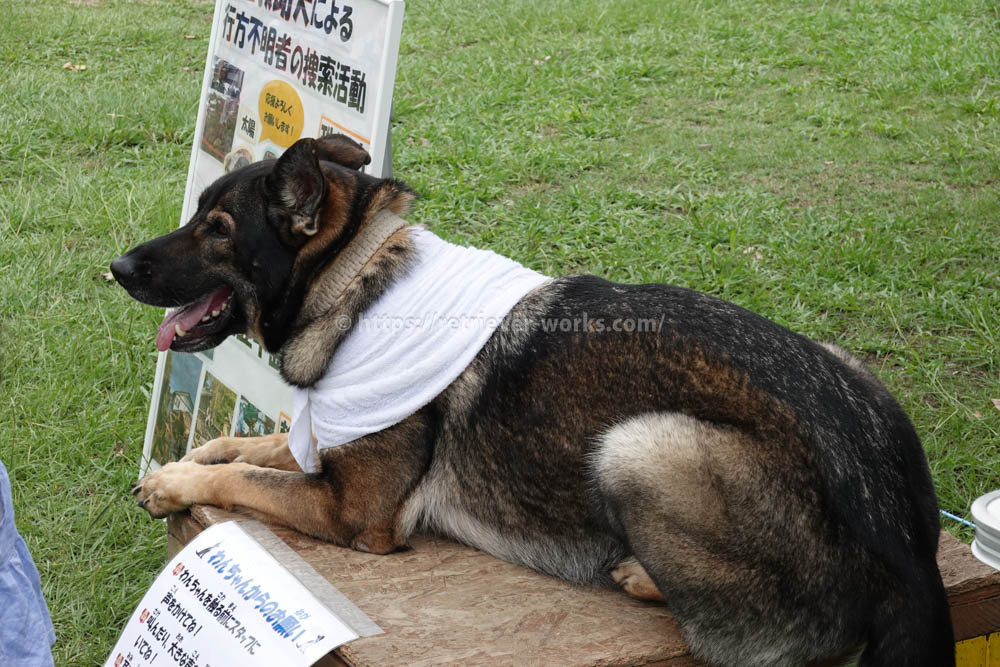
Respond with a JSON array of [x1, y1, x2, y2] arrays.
[[287, 228, 549, 472]]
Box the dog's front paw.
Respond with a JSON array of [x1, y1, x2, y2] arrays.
[[181, 437, 241, 465], [131, 462, 208, 518], [181, 434, 299, 471]]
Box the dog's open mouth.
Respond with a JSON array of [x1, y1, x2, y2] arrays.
[[156, 286, 235, 351]]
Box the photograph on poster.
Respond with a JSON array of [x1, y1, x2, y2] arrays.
[[278, 412, 291, 434], [200, 57, 245, 163], [234, 396, 275, 437], [151, 352, 203, 464], [223, 145, 253, 173], [193, 372, 238, 447]]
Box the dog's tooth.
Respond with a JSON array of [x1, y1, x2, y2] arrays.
[[175, 324, 187, 337], [211, 309, 220, 318], [201, 315, 211, 322], [221, 300, 229, 311]]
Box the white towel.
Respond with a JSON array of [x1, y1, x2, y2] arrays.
[[287, 228, 550, 473]]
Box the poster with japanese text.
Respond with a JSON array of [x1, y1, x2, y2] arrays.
[[141, 0, 404, 473], [104, 521, 378, 667]]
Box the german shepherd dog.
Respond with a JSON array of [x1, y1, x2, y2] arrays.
[[112, 135, 953, 666]]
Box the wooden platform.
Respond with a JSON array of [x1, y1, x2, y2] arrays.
[[168, 506, 1000, 666]]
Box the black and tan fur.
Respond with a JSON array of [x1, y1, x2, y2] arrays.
[[111, 135, 954, 666]]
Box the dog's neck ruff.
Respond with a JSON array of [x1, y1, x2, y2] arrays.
[[286, 223, 550, 473], [280, 208, 410, 386]]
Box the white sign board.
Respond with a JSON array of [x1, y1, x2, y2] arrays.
[[141, 0, 404, 472], [105, 521, 380, 667]]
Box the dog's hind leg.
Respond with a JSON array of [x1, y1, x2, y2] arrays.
[[594, 412, 868, 666], [610, 558, 665, 602], [182, 433, 303, 471]]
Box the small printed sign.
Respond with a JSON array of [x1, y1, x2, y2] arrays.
[[105, 522, 372, 667]]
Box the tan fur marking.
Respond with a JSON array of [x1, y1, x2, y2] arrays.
[[387, 190, 414, 215], [204, 210, 235, 236], [295, 172, 353, 266], [315, 413, 428, 549], [596, 413, 729, 531], [362, 181, 414, 221]]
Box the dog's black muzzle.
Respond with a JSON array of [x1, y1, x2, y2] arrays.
[[110, 251, 151, 287], [110, 226, 224, 308]]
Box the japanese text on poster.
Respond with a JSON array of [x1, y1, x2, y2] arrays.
[[106, 522, 369, 667]]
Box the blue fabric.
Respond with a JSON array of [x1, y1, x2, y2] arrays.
[[0, 461, 55, 667]]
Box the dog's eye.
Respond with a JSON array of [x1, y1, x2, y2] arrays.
[[209, 218, 230, 238]]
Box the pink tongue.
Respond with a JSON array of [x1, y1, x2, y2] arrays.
[[155, 287, 234, 351]]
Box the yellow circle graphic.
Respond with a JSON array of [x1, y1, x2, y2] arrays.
[[258, 80, 304, 148]]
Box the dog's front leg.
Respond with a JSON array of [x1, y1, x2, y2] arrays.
[[132, 413, 432, 553], [181, 432, 303, 472]]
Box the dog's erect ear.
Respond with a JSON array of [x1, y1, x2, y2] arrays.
[[316, 133, 371, 170], [266, 138, 327, 237]]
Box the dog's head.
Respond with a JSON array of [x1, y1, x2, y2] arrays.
[[111, 134, 412, 354]]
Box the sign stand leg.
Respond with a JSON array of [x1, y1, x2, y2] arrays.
[[380, 109, 394, 179]]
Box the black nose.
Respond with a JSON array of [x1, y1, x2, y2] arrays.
[[110, 253, 150, 286]]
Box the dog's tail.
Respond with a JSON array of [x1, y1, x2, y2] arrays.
[[860, 562, 954, 667]]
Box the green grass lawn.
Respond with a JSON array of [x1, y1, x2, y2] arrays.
[[1, 0, 998, 662]]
